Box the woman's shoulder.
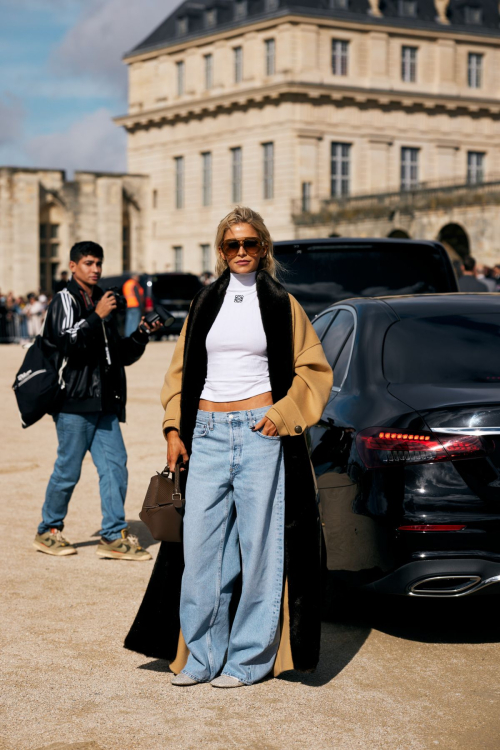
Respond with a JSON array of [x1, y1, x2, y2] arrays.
[[286, 292, 308, 320]]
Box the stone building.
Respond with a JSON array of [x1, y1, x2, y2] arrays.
[[0, 168, 148, 295], [116, 0, 500, 271]]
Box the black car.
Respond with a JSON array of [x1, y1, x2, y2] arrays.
[[99, 272, 202, 335], [274, 238, 458, 318], [309, 293, 500, 598]]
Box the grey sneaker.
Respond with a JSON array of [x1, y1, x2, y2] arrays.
[[96, 529, 152, 561], [33, 529, 77, 556], [211, 675, 246, 688], [171, 673, 202, 686]]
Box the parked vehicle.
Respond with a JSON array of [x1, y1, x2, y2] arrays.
[[309, 293, 500, 598], [274, 238, 458, 318], [99, 272, 202, 335]]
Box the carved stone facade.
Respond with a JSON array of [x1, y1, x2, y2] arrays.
[[116, 0, 500, 271], [0, 168, 148, 295]]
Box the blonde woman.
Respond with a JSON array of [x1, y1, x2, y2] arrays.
[[125, 207, 333, 687]]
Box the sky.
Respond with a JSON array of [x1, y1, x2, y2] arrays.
[[0, 0, 179, 175]]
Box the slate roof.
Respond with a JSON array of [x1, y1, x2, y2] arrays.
[[127, 0, 500, 57]]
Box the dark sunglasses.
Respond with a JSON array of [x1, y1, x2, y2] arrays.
[[220, 238, 265, 258]]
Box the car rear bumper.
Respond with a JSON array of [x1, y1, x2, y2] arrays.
[[360, 558, 500, 597]]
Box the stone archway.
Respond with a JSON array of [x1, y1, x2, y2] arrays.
[[438, 223, 470, 260], [388, 229, 410, 239]]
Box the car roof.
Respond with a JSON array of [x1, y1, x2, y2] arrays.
[[321, 293, 500, 318], [274, 238, 444, 249]]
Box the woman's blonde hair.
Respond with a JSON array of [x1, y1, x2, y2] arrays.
[[214, 206, 283, 279]]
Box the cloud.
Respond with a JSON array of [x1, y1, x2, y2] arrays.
[[0, 94, 25, 147], [24, 107, 126, 174], [52, 0, 178, 93]]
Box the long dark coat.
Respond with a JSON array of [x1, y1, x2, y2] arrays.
[[124, 268, 322, 672]]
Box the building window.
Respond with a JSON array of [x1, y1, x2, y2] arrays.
[[234, 46, 243, 83], [39, 220, 59, 293], [152, 189, 158, 208], [331, 143, 350, 197], [204, 53, 213, 90], [176, 16, 188, 36], [265, 39, 276, 76], [398, 0, 417, 17], [201, 244, 211, 272], [234, 0, 248, 19], [263, 142, 274, 200], [266, 0, 280, 10], [205, 8, 217, 28], [174, 246, 183, 272], [175, 156, 184, 209], [122, 212, 131, 271], [176, 60, 185, 95], [468, 53, 482, 88], [464, 6, 482, 24], [332, 40, 349, 76], [330, 0, 349, 7], [302, 182, 312, 212], [467, 152, 484, 184], [401, 46, 417, 83], [401, 147, 419, 190], [231, 147, 243, 203], [202, 151, 212, 207]]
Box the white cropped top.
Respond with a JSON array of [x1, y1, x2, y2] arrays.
[[200, 271, 272, 402]]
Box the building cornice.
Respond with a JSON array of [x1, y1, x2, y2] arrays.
[[114, 80, 500, 131], [123, 12, 500, 63]]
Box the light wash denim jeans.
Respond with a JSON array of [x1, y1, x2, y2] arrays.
[[180, 405, 285, 685], [38, 412, 128, 541]]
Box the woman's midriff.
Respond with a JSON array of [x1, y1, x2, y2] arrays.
[[198, 391, 273, 412]]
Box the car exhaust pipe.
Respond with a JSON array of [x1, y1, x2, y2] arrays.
[[408, 574, 500, 597]]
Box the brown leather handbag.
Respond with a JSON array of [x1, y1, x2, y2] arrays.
[[139, 465, 184, 543]]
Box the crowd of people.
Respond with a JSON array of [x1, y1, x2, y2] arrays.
[[0, 290, 50, 343], [458, 258, 500, 292]]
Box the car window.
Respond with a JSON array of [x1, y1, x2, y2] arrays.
[[333, 330, 354, 387], [312, 311, 337, 341], [384, 313, 500, 384], [321, 309, 355, 368], [274, 245, 453, 318]]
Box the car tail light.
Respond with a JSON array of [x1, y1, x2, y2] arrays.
[[356, 428, 488, 468], [397, 524, 466, 532], [144, 297, 154, 312]]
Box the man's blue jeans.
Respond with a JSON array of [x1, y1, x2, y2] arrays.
[[180, 406, 285, 685], [38, 412, 128, 541], [125, 307, 141, 337]]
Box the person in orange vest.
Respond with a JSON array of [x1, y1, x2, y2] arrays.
[[123, 274, 144, 336]]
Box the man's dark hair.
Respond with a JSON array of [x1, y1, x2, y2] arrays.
[[70, 241, 104, 263], [463, 256, 476, 272], [61, 271, 68, 278]]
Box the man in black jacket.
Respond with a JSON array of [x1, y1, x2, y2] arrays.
[[33, 241, 158, 560]]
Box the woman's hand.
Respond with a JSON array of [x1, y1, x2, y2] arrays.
[[252, 416, 279, 437], [166, 429, 189, 472]]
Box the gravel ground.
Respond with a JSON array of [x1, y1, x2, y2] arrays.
[[1, 342, 499, 750]]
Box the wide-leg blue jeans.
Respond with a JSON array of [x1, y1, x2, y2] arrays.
[[180, 405, 285, 685], [38, 412, 128, 541]]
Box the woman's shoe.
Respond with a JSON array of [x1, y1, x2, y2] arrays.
[[171, 673, 201, 686], [211, 675, 245, 688]]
